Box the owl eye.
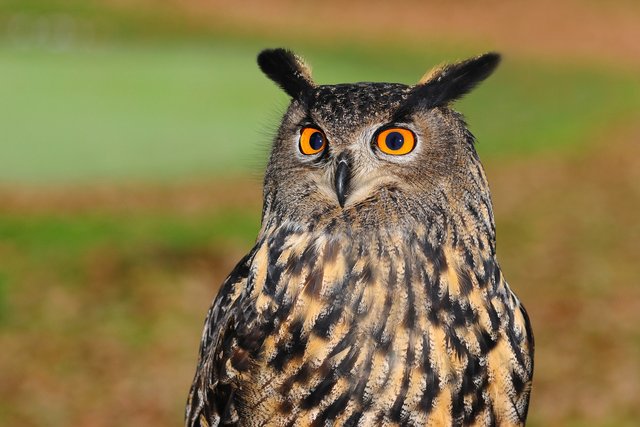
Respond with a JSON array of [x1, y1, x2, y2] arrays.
[[299, 127, 327, 155], [376, 128, 415, 155]]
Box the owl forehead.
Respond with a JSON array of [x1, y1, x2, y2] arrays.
[[309, 83, 411, 127]]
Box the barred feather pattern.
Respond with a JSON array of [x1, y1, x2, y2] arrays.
[[186, 187, 534, 427]]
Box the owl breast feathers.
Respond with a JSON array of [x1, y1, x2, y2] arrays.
[[186, 48, 534, 427]]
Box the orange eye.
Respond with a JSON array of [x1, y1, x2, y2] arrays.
[[299, 127, 327, 155], [376, 128, 415, 155]]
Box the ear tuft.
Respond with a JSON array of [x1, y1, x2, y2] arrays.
[[397, 53, 501, 117], [257, 48, 315, 100]]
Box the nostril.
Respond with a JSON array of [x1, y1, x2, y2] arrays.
[[336, 152, 349, 164]]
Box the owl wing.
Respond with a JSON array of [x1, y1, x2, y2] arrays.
[[185, 248, 259, 427]]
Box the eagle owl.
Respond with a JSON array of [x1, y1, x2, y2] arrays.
[[186, 48, 534, 426]]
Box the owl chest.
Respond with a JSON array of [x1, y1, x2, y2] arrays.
[[232, 235, 525, 425]]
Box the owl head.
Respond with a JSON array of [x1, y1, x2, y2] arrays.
[[257, 48, 500, 235]]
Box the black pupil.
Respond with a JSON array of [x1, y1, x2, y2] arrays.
[[309, 132, 324, 150], [385, 131, 404, 150]]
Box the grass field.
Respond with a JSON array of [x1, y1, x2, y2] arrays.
[[1, 40, 638, 183], [1, 1, 640, 426]]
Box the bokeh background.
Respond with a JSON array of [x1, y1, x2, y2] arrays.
[[1, 1, 639, 426]]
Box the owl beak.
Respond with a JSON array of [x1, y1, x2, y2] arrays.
[[334, 153, 351, 208]]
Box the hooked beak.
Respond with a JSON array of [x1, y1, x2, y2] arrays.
[[334, 153, 351, 208]]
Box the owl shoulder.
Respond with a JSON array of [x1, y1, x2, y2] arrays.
[[185, 248, 258, 426]]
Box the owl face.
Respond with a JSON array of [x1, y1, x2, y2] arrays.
[[258, 49, 500, 228]]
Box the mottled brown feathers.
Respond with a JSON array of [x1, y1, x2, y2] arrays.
[[186, 49, 533, 426]]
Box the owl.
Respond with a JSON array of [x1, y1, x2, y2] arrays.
[[185, 48, 534, 426]]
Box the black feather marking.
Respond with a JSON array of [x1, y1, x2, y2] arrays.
[[265, 231, 289, 296], [511, 369, 526, 395], [520, 303, 535, 353], [433, 245, 447, 273], [257, 48, 314, 100], [390, 334, 415, 422], [269, 318, 305, 372], [313, 300, 343, 339], [292, 362, 312, 385], [328, 322, 358, 361], [477, 259, 495, 287], [343, 411, 364, 427], [372, 290, 394, 344], [429, 283, 452, 325], [451, 300, 468, 327], [285, 252, 305, 277], [476, 328, 498, 353], [279, 399, 294, 414], [461, 356, 483, 396], [265, 263, 281, 297], [493, 264, 502, 286], [393, 52, 501, 120], [446, 325, 466, 358], [467, 392, 486, 423], [451, 390, 464, 423], [316, 392, 351, 423], [419, 334, 439, 413], [403, 260, 417, 329], [506, 324, 527, 369], [301, 374, 337, 409], [486, 302, 501, 333], [336, 345, 360, 375]]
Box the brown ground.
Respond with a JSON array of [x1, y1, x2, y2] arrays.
[[0, 178, 262, 216], [174, 0, 640, 69], [1, 123, 639, 426]]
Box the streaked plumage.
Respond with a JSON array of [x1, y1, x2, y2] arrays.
[[186, 48, 534, 426]]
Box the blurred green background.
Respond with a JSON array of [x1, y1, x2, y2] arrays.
[[1, 1, 639, 426]]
